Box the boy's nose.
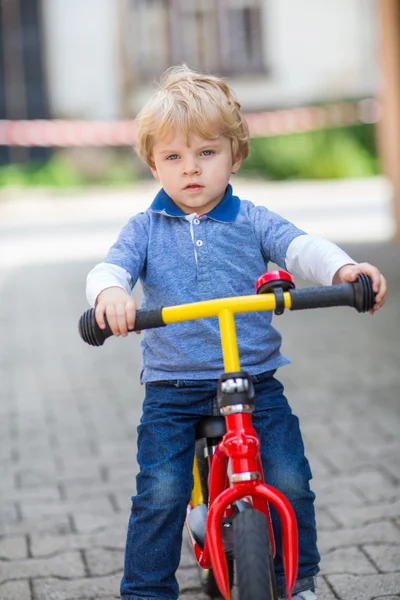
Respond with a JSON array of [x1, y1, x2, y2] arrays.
[[182, 159, 201, 176]]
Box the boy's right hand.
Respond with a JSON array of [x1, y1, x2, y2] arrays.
[[95, 287, 139, 337]]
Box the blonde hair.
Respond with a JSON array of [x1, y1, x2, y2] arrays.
[[135, 65, 249, 168]]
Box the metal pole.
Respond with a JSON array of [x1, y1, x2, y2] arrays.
[[376, 0, 400, 241], [117, 0, 134, 118]]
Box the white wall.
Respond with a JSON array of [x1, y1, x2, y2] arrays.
[[41, 0, 378, 119], [41, 0, 120, 119], [231, 0, 378, 111]]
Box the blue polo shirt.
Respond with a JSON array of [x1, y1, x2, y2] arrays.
[[104, 184, 305, 382]]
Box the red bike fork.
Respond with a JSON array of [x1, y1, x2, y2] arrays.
[[207, 480, 298, 600]]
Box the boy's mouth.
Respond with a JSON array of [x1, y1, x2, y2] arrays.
[[184, 183, 204, 191]]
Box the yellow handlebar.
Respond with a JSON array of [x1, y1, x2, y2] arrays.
[[161, 293, 292, 372]]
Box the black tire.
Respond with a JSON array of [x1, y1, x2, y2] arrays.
[[234, 508, 278, 600]]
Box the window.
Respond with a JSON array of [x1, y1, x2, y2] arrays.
[[126, 0, 266, 80]]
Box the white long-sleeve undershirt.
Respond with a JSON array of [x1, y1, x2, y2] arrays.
[[86, 234, 356, 307], [285, 234, 355, 286]]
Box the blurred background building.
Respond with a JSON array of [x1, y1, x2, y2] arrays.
[[8, 0, 379, 120], [0, 0, 399, 237]]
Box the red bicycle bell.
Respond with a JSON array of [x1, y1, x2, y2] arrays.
[[256, 270, 295, 294]]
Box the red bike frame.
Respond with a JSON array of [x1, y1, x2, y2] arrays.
[[186, 387, 298, 600]]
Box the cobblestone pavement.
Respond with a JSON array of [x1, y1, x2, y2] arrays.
[[0, 181, 399, 599]]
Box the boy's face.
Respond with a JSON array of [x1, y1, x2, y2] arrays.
[[150, 130, 243, 214]]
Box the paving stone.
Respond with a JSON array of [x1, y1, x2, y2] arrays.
[[0, 472, 20, 492], [349, 470, 399, 504], [30, 527, 126, 557], [97, 441, 140, 461], [313, 482, 365, 507], [84, 548, 124, 576], [16, 468, 59, 488], [73, 512, 127, 535], [305, 452, 336, 478], [20, 497, 113, 520], [107, 464, 140, 484], [332, 418, 393, 443], [0, 534, 27, 559], [328, 499, 400, 528], [0, 580, 31, 600], [0, 504, 18, 531], [327, 572, 400, 599], [315, 469, 399, 505], [315, 507, 341, 531], [317, 444, 371, 474], [0, 552, 85, 583], [54, 462, 107, 482], [382, 459, 400, 482], [62, 481, 134, 503], [313, 576, 337, 600], [321, 546, 378, 575], [353, 438, 400, 463], [318, 521, 400, 553], [0, 485, 61, 503], [0, 514, 72, 536], [363, 544, 400, 573], [297, 421, 341, 447], [33, 574, 121, 600]]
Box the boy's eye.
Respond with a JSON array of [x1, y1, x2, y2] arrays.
[[200, 150, 214, 156], [166, 154, 179, 160]]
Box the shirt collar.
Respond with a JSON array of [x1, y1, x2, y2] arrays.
[[149, 184, 240, 223]]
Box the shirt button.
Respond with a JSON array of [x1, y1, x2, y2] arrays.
[[194, 218, 200, 225], [196, 240, 203, 247]]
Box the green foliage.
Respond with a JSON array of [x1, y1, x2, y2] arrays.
[[241, 124, 380, 180], [0, 151, 138, 189], [0, 155, 83, 188]]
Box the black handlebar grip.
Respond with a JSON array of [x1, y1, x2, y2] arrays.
[[289, 274, 375, 313], [79, 308, 111, 346], [135, 308, 165, 330], [352, 274, 375, 312], [78, 307, 165, 346]]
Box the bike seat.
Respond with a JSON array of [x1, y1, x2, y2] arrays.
[[196, 416, 226, 440]]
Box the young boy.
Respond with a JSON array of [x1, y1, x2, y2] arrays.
[[86, 65, 386, 600]]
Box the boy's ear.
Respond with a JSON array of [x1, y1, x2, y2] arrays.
[[150, 165, 160, 181], [231, 152, 243, 174]]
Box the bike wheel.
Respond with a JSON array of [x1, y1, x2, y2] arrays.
[[234, 508, 278, 600]]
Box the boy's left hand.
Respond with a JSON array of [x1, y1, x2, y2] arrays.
[[333, 262, 387, 314]]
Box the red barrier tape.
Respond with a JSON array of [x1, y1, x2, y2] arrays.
[[0, 99, 379, 147]]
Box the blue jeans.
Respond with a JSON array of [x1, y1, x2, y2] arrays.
[[120, 373, 320, 599]]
